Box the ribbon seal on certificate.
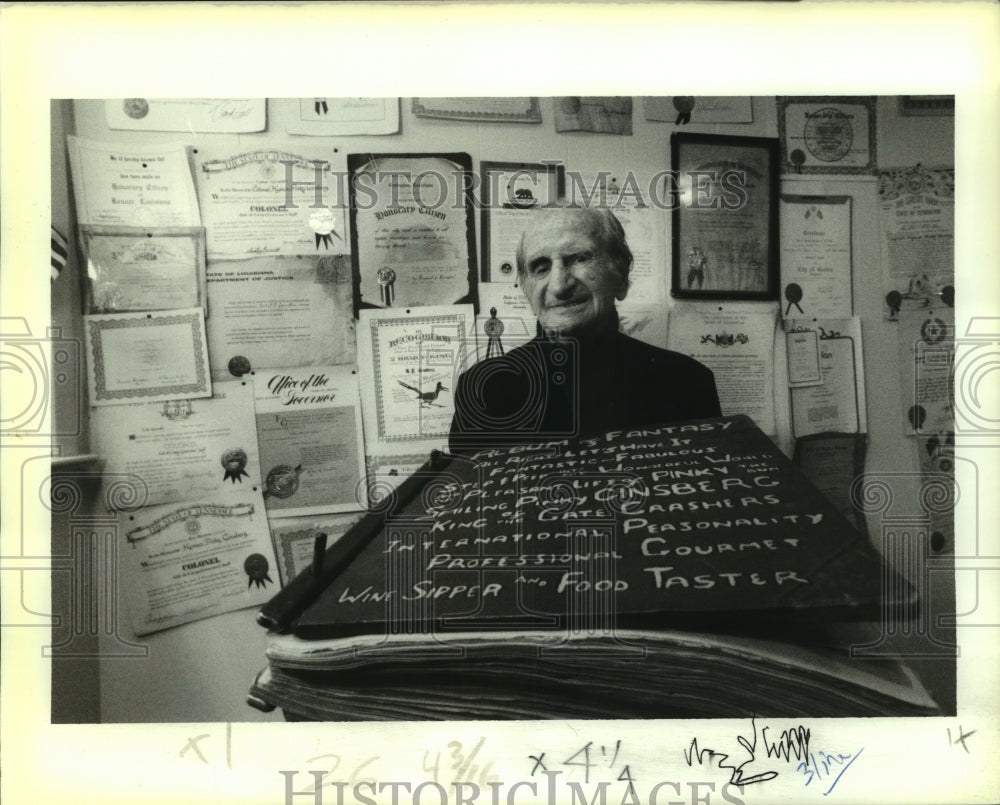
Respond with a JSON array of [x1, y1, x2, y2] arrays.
[[310, 208, 342, 250], [244, 553, 273, 589], [221, 448, 250, 483], [803, 108, 854, 162], [376, 267, 397, 306], [673, 96, 695, 125], [784, 283, 805, 316], [265, 464, 301, 499]]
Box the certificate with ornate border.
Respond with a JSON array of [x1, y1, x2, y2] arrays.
[[84, 308, 211, 405], [78, 225, 206, 314], [268, 511, 365, 586], [777, 96, 877, 174], [671, 133, 779, 300], [411, 97, 541, 123], [356, 306, 473, 453], [347, 153, 479, 315]]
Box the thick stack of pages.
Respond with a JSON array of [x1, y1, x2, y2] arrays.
[[249, 628, 938, 720], [249, 416, 940, 719]]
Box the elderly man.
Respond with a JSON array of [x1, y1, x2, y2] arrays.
[[449, 206, 721, 453]]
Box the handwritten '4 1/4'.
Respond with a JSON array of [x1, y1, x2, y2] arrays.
[[530, 740, 634, 785]]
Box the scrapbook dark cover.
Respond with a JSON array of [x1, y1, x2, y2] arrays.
[[259, 415, 912, 640]]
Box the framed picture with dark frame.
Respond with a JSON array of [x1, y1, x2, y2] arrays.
[[479, 160, 565, 282], [670, 133, 780, 300]]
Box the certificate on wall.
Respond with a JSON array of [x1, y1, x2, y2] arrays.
[[793, 433, 868, 532], [66, 136, 201, 227], [667, 308, 777, 434], [90, 380, 260, 508], [611, 174, 669, 308], [120, 488, 278, 635], [195, 146, 346, 260], [347, 153, 478, 315], [253, 365, 367, 516], [878, 164, 954, 304], [356, 306, 473, 454], [643, 96, 753, 125], [104, 98, 265, 133], [897, 306, 954, 435], [412, 97, 541, 123], [279, 97, 400, 136], [779, 195, 853, 318], [553, 96, 632, 134], [365, 452, 433, 499], [205, 255, 355, 381], [268, 511, 365, 586], [479, 160, 564, 282], [670, 133, 779, 300], [787, 318, 867, 438], [84, 308, 211, 405], [569, 171, 669, 307], [79, 225, 206, 314], [777, 96, 877, 174]]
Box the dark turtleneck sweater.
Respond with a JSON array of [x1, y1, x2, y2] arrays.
[[449, 321, 721, 454]]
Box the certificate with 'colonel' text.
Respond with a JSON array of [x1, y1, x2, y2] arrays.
[[196, 146, 346, 260], [357, 306, 473, 455], [90, 381, 259, 508], [120, 489, 278, 636], [84, 308, 211, 405]]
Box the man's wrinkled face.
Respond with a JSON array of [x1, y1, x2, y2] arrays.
[[519, 212, 627, 337]]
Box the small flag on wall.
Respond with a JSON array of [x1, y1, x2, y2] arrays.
[[51, 225, 68, 282]]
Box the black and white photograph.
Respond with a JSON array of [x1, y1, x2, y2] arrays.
[[2, 4, 998, 805]]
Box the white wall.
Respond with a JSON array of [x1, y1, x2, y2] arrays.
[[56, 96, 954, 721]]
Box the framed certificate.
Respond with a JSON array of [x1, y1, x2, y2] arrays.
[[356, 305, 474, 454], [479, 160, 564, 282], [78, 225, 206, 314], [347, 153, 479, 316], [670, 133, 779, 300], [777, 96, 877, 175]]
